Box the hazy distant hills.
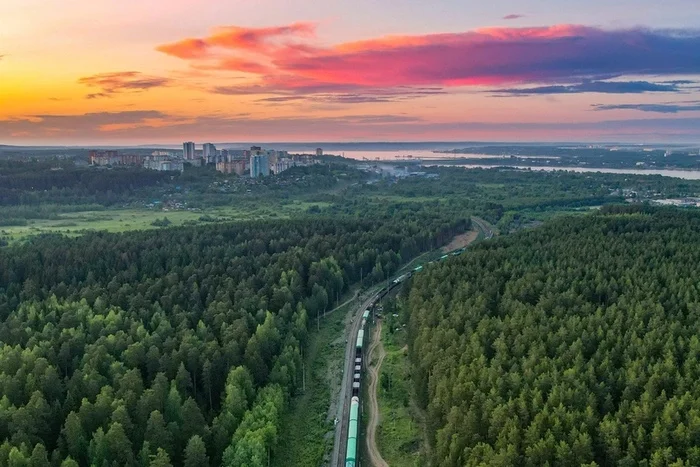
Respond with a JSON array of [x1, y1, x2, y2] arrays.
[[2, 142, 505, 151], [2, 141, 696, 153]]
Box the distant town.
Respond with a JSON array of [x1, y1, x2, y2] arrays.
[[88, 143, 322, 175]]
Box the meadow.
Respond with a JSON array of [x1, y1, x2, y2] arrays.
[[0, 201, 331, 243]]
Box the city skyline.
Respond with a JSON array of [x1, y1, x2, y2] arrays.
[[3, 0, 700, 144]]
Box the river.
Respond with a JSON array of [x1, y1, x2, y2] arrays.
[[328, 149, 700, 180], [338, 150, 558, 161], [337, 150, 480, 160], [424, 164, 700, 180]]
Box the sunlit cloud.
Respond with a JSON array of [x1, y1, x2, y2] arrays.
[[156, 38, 209, 59], [156, 22, 316, 60], [0, 111, 178, 137], [86, 93, 112, 100], [207, 23, 316, 51], [78, 71, 171, 99], [157, 23, 700, 94]]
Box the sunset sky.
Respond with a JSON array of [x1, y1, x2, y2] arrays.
[[2, 0, 700, 144]]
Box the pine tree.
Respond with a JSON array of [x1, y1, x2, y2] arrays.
[[183, 435, 209, 467]]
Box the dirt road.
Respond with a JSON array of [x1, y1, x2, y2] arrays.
[[366, 321, 389, 467]]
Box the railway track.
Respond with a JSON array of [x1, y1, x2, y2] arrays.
[[332, 222, 495, 466], [471, 216, 494, 239], [332, 290, 382, 467]]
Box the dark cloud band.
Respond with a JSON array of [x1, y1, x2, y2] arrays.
[[593, 102, 700, 113], [489, 80, 693, 96]]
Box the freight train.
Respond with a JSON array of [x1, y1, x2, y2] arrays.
[[346, 309, 371, 467], [343, 246, 469, 466]]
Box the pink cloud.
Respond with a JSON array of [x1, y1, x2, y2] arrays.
[[207, 23, 315, 51], [156, 38, 208, 59], [204, 58, 272, 74], [156, 22, 700, 100], [157, 22, 316, 60]]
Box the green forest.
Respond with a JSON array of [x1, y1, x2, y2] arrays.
[[407, 206, 700, 466], [0, 215, 467, 466], [0, 160, 175, 207], [5, 158, 700, 466]]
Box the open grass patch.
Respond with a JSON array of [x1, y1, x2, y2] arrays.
[[376, 324, 423, 467]]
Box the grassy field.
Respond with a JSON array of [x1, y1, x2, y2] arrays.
[[0, 201, 331, 244], [375, 322, 423, 467]]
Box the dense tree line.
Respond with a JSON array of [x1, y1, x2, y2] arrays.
[[0, 161, 175, 206], [327, 166, 700, 230], [407, 207, 700, 466], [0, 162, 363, 224], [0, 216, 467, 466]]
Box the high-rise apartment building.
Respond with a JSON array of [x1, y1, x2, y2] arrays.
[[203, 143, 217, 163], [182, 142, 195, 160], [250, 154, 270, 178]]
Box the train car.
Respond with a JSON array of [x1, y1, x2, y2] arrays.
[[345, 396, 360, 467], [353, 362, 362, 397], [392, 273, 408, 284], [439, 254, 450, 261], [362, 309, 370, 320], [413, 265, 423, 272], [355, 329, 364, 358]]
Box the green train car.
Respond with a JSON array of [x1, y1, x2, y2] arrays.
[[345, 396, 360, 467]]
